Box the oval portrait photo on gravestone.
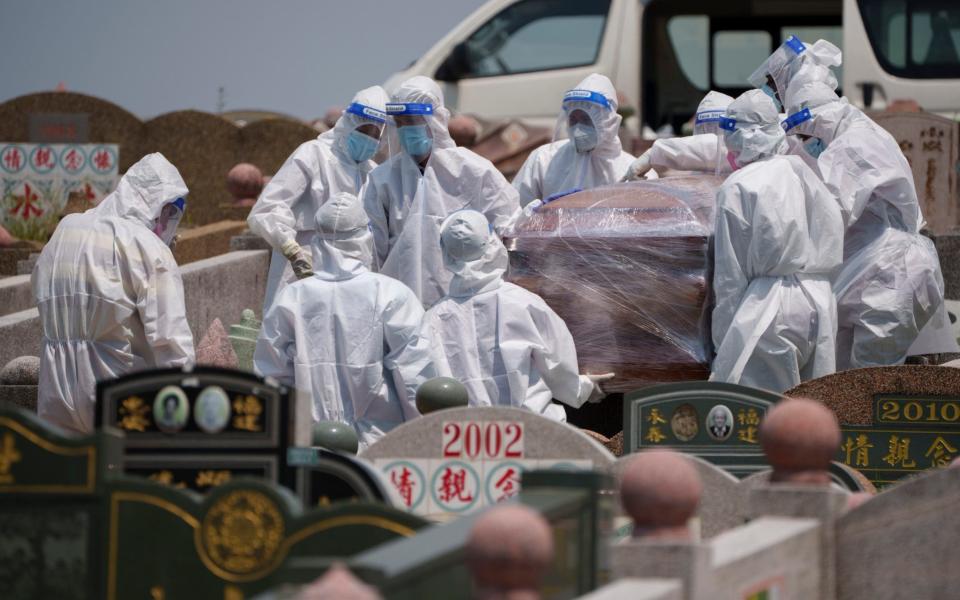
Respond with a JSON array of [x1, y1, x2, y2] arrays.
[[670, 403, 699, 441], [706, 404, 734, 442], [195, 385, 231, 434], [153, 385, 190, 433]]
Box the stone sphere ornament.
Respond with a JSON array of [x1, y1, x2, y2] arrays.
[[760, 397, 841, 485], [226, 163, 264, 207], [312, 420, 359, 455], [296, 562, 381, 600], [619, 449, 701, 540], [415, 377, 470, 415], [466, 504, 554, 600]]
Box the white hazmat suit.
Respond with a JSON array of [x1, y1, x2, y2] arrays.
[[512, 74, 634, 206], [710, 91, 844, 393], [623, 91, 735, 180], [248, 86, 390, 312], [423, 210, 609, 422], [782, 80, 952, 368], [33, 153, 195, 432], [363, 76, 519, 307], [748, 35, 841, 110], [254, 193, 439, 449]]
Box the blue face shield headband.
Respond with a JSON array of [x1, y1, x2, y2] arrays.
[[345, 102, 387, 124], [695, 110, 725, 127], [386, 103, 435, 116], [562, 89, 612, 110], [784, 35, 806, 55], [781, 108, 812, 132], [718, 116, 738, 132]]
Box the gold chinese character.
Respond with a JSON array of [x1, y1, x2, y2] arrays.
[[232, 395, 263, 432], [645, 426, 666, 443], [924, 437, 958, 468], [195, 470, 232, 488], [646, 408, 666, 425], [118, 396, 151, 431], [149, 470, 186, 489], [737, 426, 758, 444], [842, 434, 874, 468], [0, 432, 22, 484], [882, 435, 916, 468], [737, 408, 760, 427]]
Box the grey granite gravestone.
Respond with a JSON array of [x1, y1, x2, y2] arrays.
[[360, 406, 615, 519]]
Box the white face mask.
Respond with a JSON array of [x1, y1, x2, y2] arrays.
[[570, 123, 598, 153]]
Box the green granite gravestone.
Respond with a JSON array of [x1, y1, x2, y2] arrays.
[[287, 447, 395, 508], [229, 309, 262, 371], [623, 382, 782, 477], [0, 406, 428, 599], [95, 365, 310, 494]]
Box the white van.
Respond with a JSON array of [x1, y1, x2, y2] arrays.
[[385, 0, 960, 135]]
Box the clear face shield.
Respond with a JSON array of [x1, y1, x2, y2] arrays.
[[781, 107, 825, 158], [153, 197, 185, 246], [343, 102, 387, 163], [716, 116, 739, 174], [553, 89, 613, 154], [385, 102, 441, 164]]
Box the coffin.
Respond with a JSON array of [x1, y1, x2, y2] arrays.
[[505, 176, 723, 392]]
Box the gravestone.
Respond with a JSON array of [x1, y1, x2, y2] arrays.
[[359, 406, 615, 519], [287, 447, 396, 508], [623, 382, 782, 477], [0, 406, 427, 599], [786, 366, 960, 488], [873, 111, 958, 235], [230, 308, 262, 371], [95, 365, 310, 493]]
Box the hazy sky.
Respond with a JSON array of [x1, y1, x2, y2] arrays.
[[0, 0, 486, 120]]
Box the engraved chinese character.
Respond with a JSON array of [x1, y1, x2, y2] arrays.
[[882, 435, 916, 468], [842, 434, 874, 468], [148, 470, 186, 489], [9, 183, 44, 219], [645, 426, 666, 443], [195, 470, 232, 488], [0, 432, 22, 484], [2, 147, 23, 171], [492, 467, 520, 502], [438, 467, 473, 503], [924, 437, 958, 468], [737, 426, 758, 444], [647, 408, 666, 425], [391, 466, 416, 507], [118, 396, 150, 431], [232, 395, 263, 432], [93, 149, 113, 171], [33, 147, 54, 170], [737, 408, 761, 426]]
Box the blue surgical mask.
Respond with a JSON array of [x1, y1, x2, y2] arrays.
[[398, 125, 433, 158], [804, 137, 825, 159], [347, 130, 379, 163], [570, 123, 598, 153], [761, 84, 783, 112]]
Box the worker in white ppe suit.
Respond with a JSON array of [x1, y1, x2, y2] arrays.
[[748, 35, 841, 112], [254, 193, 439, 449], [622, 91, 735, 180], [709, 91, 844, 393], [363, 76, 519, 307], [423, 210, 614, 422], [33, 153, 195, 433], [512, 73, 634, 207], [248, 85, 390, 312], [781, 80, 953, 368]]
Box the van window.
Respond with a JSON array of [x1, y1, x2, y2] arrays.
[[668, 16, 709, 90], [858, 0, 960, 77], [713, 31, 773, 87], [458, 0, 611, 78]]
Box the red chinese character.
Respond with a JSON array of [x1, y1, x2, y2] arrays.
[[93, 149, 112, 171], [438, 467, 473, 503], [493, 467, 519, 502], [63, 149, 82, 171], [10, 183, 44, 219], [391, 467, 416, 508], [3, 148, 23, 171], [33, 147, 54, 170]]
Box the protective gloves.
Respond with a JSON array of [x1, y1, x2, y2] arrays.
[[585, 372, 616, 403], [621, 151, 653, 181], [281, 239, 313, 279]]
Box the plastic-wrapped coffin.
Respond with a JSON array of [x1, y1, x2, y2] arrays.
[[506, 175, 723, 392]]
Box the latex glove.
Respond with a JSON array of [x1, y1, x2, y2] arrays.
[[585, 372, 615, 403], [522, 198, 543, 218], [621, 151, 653, 182], [281, 239, 313, 279]]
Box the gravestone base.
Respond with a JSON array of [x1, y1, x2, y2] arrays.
[[0, 244, 42, 276], [0, 385, 37, 412], [230, 230, 271, 252], [611, 540, 711, 599]]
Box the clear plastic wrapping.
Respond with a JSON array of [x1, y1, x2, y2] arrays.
[[505, 175, 723, 392]]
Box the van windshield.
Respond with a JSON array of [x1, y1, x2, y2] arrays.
[[858, 0, 960, 78]]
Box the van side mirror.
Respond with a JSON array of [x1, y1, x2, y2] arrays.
[[436, 42, 469, 82]]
